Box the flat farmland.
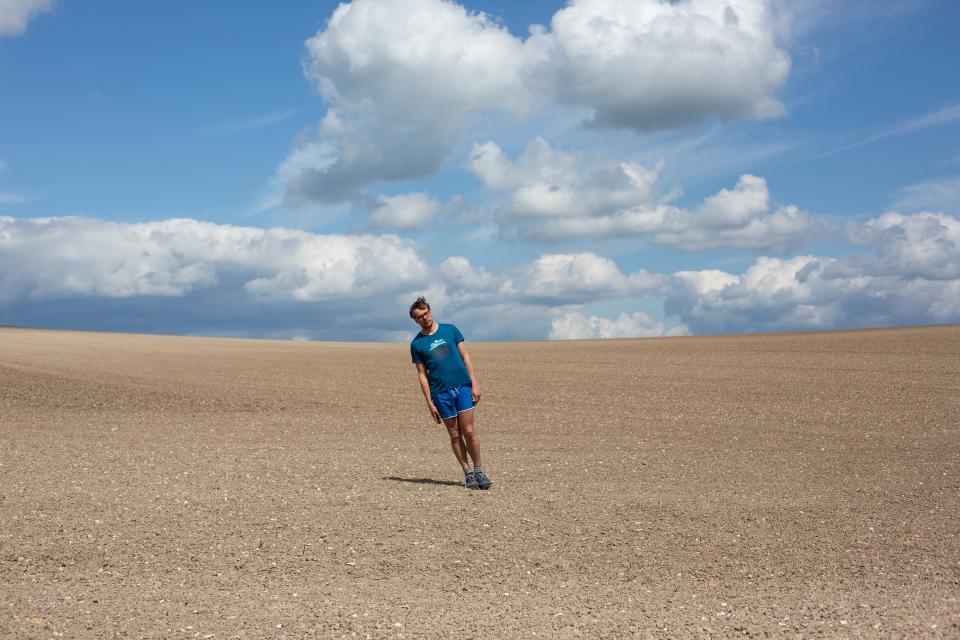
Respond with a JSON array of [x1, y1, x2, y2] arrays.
[[1, 325, 958, 638]]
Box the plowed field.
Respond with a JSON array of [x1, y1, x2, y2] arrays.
[[2, 325, 958, 638]]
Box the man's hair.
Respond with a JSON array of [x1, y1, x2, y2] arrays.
[[409, 296, 430, 319]]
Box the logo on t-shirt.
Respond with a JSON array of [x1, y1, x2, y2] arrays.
[[428, 337, 450, 360]]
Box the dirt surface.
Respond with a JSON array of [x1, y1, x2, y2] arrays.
[[1, 325, 958, 639]]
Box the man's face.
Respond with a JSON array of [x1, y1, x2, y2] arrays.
[[412, 306, 433, 328]]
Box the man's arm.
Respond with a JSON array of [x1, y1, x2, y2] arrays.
[[457, 341, 481, 405], [414, 362, 441, 423]]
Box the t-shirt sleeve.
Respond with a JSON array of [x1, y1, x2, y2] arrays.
[[451, 324, 465, 344], [411, 342, 422, 364]]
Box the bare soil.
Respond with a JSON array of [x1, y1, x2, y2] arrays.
[[1, 325, 958, 639]]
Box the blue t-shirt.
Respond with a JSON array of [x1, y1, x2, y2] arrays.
[[411, 323, 471, 395]]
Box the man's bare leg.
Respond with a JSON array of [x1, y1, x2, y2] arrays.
[[443, 417, 470, 469], [456, 409, 481, 468]]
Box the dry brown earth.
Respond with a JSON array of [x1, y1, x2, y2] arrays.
[[1, 325, 959, 639]]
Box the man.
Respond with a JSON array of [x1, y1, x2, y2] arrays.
[[409, 296, 492, 490]]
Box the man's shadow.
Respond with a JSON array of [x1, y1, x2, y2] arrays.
[[384, 476, 463, 487]]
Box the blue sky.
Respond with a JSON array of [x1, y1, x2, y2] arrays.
[[1, 0, 958, 341]]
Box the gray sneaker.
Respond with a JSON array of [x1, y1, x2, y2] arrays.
[[464, 471, 480, 489], [473, 469, 492, 490]]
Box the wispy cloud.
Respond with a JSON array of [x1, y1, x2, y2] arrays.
[[890, 174, 960, 213], [0, 160, 27, 204], [0, 0, 54, 37], [207, 108, 300, 135], [816, 103, 960, 159], [0, 192, 28, 204], [786, 0, 935, 61]]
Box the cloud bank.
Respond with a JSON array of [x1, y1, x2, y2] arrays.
[[666, 211, 960, 333], [0, 216, 429, 304], [2, 210, 956, 340], [0, 217, 663, 339]]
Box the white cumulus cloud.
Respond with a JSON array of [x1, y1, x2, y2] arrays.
[[255, 140, 337, 212], [470, 137, 664, 221], [845, 211, 960, 279], [470, 138, 824, 249], [402, 251, 670, 339], [272, 0, 791, 205], [368, 192, 443, 231], [665, 212, 960, 333], [421, 251, 664, 310], [285, 0, 534, 204], [655, 175, 826, 251], [539, 0, 790, 130], [0, 216, 429, 304], [550, 311, 688, 340], [507, 252, 666, 305], [438, 256, 499, 291]]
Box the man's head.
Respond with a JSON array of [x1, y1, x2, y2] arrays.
[[409, 296, 434, 329]]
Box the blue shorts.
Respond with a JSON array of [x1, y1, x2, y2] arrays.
[[432, 383, 474, 420]]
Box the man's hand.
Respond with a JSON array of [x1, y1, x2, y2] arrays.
[[472, 384, 481, 405], [428, 403, 441, 424]]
